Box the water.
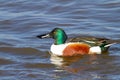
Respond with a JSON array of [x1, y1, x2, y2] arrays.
[[0, 0, 120, 80]]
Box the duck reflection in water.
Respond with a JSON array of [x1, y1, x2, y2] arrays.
[[50, 52, 108, 73]]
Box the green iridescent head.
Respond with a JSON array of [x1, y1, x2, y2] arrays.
[[37, 28, 68, 45]]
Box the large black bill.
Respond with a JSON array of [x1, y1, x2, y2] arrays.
[[37, 33, 51, 39]]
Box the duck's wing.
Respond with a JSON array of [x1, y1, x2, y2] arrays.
[[67, 36, 116, 46]]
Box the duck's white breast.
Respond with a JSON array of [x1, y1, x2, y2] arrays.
[[50, 43, 74, 56], [50, 44, 67, 56]]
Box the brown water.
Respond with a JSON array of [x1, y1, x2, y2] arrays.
[[0, 0, 120, 80]]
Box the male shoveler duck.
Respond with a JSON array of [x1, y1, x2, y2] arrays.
[[37, 28, 115, 56]]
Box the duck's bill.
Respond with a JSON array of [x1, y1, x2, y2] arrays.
[[37, 33, 51, 39]]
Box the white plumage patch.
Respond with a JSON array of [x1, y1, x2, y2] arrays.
[[50, 44, 68, 56], [89, 46, 101, 54], [50, 43, 77, 56]]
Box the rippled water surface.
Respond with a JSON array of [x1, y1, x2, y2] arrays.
[[0, 0, 120, 80]]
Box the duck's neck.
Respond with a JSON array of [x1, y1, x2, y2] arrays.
[[55, 38, 65, 45], [54, 35, 67, 45]]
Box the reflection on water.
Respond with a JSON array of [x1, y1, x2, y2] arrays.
[[50, 54, 84, 67], [50, 54, 87, 73], [50, 53, 105, 73], [50, 53, 120, 79]]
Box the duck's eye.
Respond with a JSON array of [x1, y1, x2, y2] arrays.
[[53, 31, 56, 34]]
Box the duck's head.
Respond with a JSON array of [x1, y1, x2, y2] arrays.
[[37, 28, 67, 45]]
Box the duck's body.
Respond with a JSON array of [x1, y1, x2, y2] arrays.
[[37, 28, 115, 56], [51, 42, 90, 56], [51, 42, 105, 56]]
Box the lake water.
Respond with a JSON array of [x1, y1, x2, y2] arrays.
[[0, 0, 120, 80]]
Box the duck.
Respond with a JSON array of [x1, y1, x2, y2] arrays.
[[37, 28, 115, 56]]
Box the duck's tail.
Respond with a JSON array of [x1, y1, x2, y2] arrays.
[[104, 43, 116, 48], [100, 41, 116, 52]]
